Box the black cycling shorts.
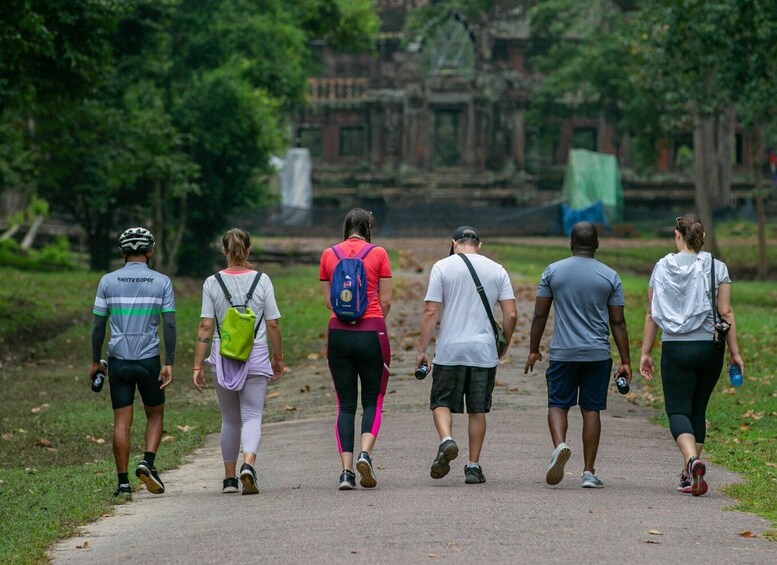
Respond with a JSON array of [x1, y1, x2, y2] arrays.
[[108, 356, 164, 410]]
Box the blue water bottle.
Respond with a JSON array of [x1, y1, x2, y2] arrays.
[[728, 363, 743, 388]]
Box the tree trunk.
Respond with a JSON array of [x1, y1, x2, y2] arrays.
[[693, 117, 721, 257], [20, 215, 44, 250], [165, 196, 188, 275], [715, 107, 735, 207], [87, 215, 113, 272], [152, 179, 165, 270], [0, 223, 21, 241], [749, 125, 768, 280]]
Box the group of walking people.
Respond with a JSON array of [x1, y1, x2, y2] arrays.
[[90, 211, 743, 499]]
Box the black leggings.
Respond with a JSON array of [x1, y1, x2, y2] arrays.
[[660, 341, 724, 443], [327, 327, 390, 454]]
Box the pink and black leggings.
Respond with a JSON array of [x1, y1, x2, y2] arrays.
[[327, 318, 390, 454]]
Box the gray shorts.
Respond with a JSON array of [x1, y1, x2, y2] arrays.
[[430, 364, 496, 414]]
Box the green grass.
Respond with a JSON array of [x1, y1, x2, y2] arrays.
[[492, 240, 777, 531], [2, 239, 777, 561], [0, 264, 327, 563]]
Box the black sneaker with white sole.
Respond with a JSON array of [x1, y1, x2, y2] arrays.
[[338, 470, 356, 490], [240, 463, 259, 495], [113, 483, 132, 497], [135, 460, 165, 494], [222, 477, 239, 493]]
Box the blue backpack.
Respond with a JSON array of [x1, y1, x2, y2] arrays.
[[330, 243, 376, 321]]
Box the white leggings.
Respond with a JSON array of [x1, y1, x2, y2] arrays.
[[213, 374, 269, 463]]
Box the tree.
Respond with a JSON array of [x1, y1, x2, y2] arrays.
[[0, 0, 127, 263], [629, 0, 777, 261], [3, 0, 379, 273], [166, 0, 378, 275]]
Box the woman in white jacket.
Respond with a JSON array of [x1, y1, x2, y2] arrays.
[[640, 215, 744, 496]]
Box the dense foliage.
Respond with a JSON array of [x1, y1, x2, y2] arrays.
[[0, 0, 378, 274]]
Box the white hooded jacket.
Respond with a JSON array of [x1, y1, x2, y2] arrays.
[[650, 251, 713, 334]]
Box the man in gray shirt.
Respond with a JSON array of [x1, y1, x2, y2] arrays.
[[91, 227, 176, 497], [524, 222, 631, 488]]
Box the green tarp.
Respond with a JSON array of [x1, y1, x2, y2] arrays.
[[562, 149, 624, 223]]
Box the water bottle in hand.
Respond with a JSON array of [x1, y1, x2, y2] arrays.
[[92, 360, 108, 393], [615, 373, 630, 394], [728, 363, 743, 388], [415, 363, 430, 380]]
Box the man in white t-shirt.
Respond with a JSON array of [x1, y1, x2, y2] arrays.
[[416, 226, 517, 484]]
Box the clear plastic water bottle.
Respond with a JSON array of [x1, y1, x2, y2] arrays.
[[728, 363, 743, 388], [91, 360, 108, 393]]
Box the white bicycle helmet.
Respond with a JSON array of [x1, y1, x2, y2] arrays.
[[119, 227, 155, 253]]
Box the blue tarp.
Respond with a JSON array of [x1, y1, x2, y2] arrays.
[[560, 201, 608, 236]]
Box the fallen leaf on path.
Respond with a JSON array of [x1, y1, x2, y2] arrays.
[[428, 554, 439, 558], [1, 433, 13, 440], [36, 438, 53, 447], [307, 353, 320, 360], [161, 435, 175, 443], [284, 405, 297, 412], [765, 462, 777, 469], [175, 425, 195, 433], [648, 529, 662, 535], [46, 447, 57, 452], [641, 539, 661, 544], [739, 531, 758, 538], [740, 423, 751, 431], [86, 435, 106, 445], [76, 541, 89, 549], [299, 384, 311, 394], [722, 387, 738, 395], [31, 403, 50, 414], [266, 391, 280, 400]]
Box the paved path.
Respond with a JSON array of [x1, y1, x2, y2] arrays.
[[50, 263, 775, 564], [50, 374, 775, 564]]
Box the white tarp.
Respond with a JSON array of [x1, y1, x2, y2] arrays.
[[273, 148, 312, 225]]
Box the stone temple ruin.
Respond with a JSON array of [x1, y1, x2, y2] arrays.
[[282, 1, 758, 235]]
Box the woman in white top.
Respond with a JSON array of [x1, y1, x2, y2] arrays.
[[640, 215, 744, 496], [192, 228, 284, 494]]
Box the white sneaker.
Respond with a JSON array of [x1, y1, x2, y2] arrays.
[[581, 470, 604, 488], [545, 443, 571, 485]]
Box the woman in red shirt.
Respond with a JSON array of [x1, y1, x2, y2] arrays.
[[319, 208, 392, 490]]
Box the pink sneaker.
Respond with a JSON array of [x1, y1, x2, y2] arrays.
[[688, 457, 708, 497]]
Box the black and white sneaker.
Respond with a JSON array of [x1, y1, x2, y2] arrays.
[[222, 477, 239, 494], [136, 460, 165, 494], [430, 439, 459, 479], [355, 451, 377, 488], [338, 470, 356, 490], [240, 463, 259, 495], [113, 483, 132, 498]]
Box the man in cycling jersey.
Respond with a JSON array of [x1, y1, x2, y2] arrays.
[[90, 227, 176, 497]]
